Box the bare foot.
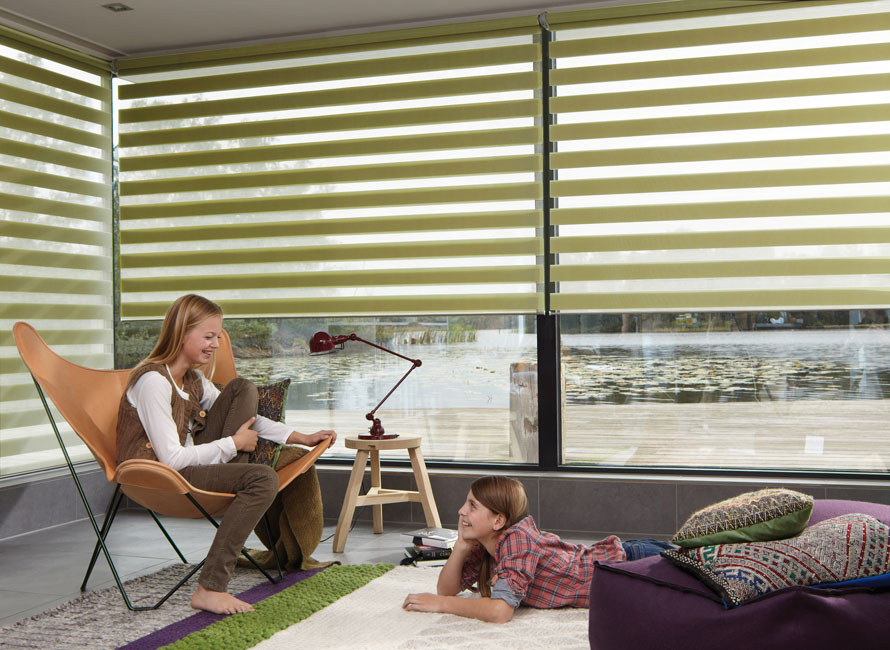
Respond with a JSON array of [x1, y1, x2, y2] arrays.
[[190, 584, 254, 615]]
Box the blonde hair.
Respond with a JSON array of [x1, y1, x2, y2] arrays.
[[470, 476, 529, 597], [133, 294, 223, 378]]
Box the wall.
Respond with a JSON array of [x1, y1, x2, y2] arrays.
[[3, 464, 889, 542]]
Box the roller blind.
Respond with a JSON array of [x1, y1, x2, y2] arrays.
[[0, 27, 113, 477], [116, 19, 544, 319], [547, 0, 890, 312]]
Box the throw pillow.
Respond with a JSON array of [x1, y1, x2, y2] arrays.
[[215, 378, 292, 467], [672, 488, 813, 547], [251, 378, 291, 466], [663, 513, 890, 608]]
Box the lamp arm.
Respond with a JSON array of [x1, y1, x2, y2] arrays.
[[366, 360, 421, 419], [335, 334, 421, 365]]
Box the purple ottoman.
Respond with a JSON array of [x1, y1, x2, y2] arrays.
[[588, 499, 890, 650]]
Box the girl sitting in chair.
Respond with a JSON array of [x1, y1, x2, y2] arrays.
[[116, 294, 336, 615], [402, 476, 672, 623]]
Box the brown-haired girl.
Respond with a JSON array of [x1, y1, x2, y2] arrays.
[[402, 476, 671, 623], [116, 294, 336, 615]]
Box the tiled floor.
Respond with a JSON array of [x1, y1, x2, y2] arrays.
[[0, 510, 408, 627]]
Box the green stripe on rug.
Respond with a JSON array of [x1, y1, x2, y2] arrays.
[[163, 564, 394, 650]]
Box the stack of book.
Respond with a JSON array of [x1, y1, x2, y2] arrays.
[[399, 527, 458, 567]]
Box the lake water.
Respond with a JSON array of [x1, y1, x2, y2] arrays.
[[235, 327, 890, 412]]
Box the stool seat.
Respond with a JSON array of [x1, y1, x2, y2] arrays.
[[333, 435, 440, 553]]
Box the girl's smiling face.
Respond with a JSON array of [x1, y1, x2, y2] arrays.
[[457, 489, 505, 542], [179, 315, 222, 366]]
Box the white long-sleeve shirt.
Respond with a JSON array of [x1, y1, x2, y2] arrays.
[[126, 367, 291, 471]]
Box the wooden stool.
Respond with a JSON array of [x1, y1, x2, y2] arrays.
[[332, 434, 440, 553]]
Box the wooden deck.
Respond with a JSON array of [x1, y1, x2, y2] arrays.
[[286, 398, 889, 472]]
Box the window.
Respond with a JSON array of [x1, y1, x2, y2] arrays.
[[548, 0, 890, 472], [561, 310, 890, 472], [0, 28, 113, 477], [117, 314, 539, 464]]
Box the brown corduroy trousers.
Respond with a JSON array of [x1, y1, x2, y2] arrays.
[[179, 377, 279, 592]]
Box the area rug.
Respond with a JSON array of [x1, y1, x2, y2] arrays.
[[0, 563, 391, 649], [253, 565, 590, 650]]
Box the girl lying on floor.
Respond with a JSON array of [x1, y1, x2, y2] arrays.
[[402, 475, 672, 623]]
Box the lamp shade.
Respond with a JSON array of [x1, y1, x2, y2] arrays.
[[309, 331, 337, 355]]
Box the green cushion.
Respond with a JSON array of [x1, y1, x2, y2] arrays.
[[664, 513, 890, 607], [672, 488, 814, 548]]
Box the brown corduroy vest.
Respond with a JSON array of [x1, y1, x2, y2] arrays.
[[116, 363, 206, 464]]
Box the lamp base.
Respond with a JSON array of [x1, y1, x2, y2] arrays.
[[358, 433, 399, 440]]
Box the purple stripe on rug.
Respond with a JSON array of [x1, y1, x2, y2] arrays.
[[118, 567, 325, 650]]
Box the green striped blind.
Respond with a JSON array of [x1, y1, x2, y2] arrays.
[[547, 0, 890, 313], [0, 27, 113, 477], [117, 19, 544, 319]]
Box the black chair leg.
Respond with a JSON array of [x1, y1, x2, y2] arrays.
[[81, 484, 124, 591]]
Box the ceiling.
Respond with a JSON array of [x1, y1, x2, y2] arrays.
[[0, 0, 613, 60]]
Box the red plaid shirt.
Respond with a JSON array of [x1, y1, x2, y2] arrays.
[[460, 516, 625, 609]]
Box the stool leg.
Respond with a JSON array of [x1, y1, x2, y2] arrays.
[[370, 448, 383, 534], [408, 447, 441, 527], [333, 448, 369, 553]]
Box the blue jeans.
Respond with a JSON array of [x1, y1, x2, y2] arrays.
[[621, 538, 676, 561]]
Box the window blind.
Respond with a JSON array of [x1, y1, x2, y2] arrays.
[[547, 0, 890, 313], [0, 27, 113, 477], [116, 18, 544, 319]]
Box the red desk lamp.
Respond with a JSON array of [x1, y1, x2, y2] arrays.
[[308, 331, 422, 440]]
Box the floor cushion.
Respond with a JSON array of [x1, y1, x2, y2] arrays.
[[588, 499, 890, 650]]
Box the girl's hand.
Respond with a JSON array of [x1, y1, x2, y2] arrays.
[[231, 417, 258, 451], [287, 430, 337, 447], [402, 592, 445, 613]]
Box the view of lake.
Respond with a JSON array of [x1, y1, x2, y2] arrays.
[[235, 328, 890, 413]]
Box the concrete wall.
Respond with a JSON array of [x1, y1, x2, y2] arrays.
[[3, 464, 889, 541]]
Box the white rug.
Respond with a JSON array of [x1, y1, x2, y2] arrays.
[[254, 565, 590, 650]]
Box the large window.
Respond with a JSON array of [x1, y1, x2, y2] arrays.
[[0, 29, 113, 477], [547, 0, 889, 473], [4, 0, 889, 478], [118, 315, 538, 464], [561, 311, 890, 472]]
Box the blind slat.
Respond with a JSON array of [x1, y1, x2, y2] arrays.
[[119, 43, 541, 99], [119, 71, 540, 123], [122, 154, 540, 196], [123, 265, 544, 293], [552, 288, 890, 313], [120, 122, 541, 170], [122, 237, 543, 268], [122, 210, 542, 244], [121, 182, 541, 220], [551, 257, 890, 282], [0, 137, 109, 174], [123, 294, 544, 319]]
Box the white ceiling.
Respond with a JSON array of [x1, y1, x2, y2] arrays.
[[0, 0, 613, 60]]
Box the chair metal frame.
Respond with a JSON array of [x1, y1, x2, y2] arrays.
[[14, 322, 330, 611]]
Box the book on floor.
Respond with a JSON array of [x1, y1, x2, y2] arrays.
[[404, 545, 452, 561], [399, 526, 458, 549], [402, 546, 451, 567]]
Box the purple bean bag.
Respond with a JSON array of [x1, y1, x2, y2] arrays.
[[588, 500, 890, 650]]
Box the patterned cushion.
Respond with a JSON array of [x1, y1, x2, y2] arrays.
[[251, 379, 291, 466], [215, 378, 292, 467], [663, 513, 890, 608], [672, 488, 813, 548], [256, 378, 291, 422]]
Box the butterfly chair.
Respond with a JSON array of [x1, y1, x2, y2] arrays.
[[13, 322, 332, 611]]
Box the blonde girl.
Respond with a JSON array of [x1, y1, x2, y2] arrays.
[[116, 294, 335, 615]]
